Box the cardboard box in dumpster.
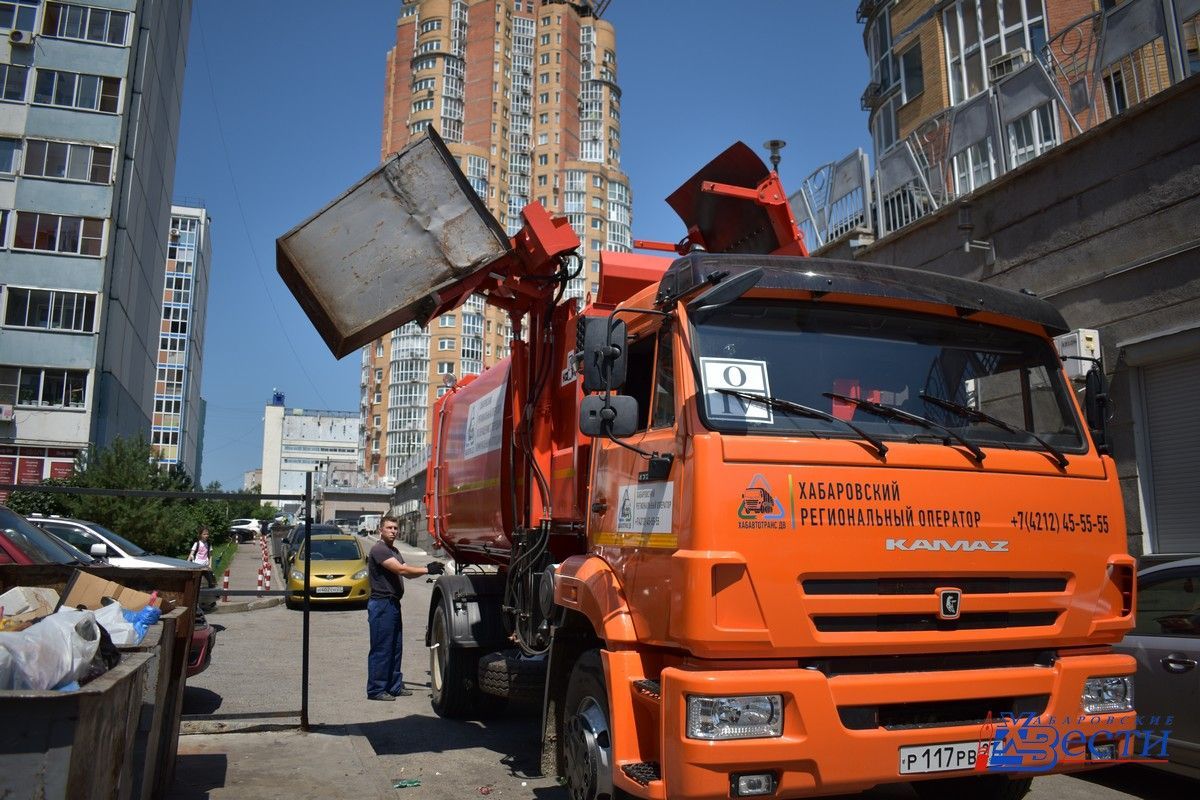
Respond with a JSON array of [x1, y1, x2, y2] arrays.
[[59, 571, 175, 613]]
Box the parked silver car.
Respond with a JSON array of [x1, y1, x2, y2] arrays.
[[1114, 555, 1200, 779]]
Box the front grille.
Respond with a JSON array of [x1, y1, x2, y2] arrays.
[[316, 574, 344, 580], [813, 611, 1059, 633], [803, 649, 1057, 677], [802, 577, 1068, 595], [839, 694, 1049, 731]]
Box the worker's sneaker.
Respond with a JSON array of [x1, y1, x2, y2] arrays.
[[393, 688, 414, 697], [368, 693, 395, 701]]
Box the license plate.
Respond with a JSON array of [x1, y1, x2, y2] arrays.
[[899, 741, 990, 774], [314, 586, 344, 595]]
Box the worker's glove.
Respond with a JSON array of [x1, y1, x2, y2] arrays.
[[426, 561, 446, 576]]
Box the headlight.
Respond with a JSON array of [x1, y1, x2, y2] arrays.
[[290, 570, 304, 582], [686, 694, 783, 740], [352, 568, 368, 580], [1082, 676, 1133, 714]]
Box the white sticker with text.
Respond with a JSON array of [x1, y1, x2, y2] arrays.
[[700, 358, 772, 422], [615, 482, 674, 534]]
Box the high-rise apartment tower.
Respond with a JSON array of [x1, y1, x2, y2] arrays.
[[0, 0, 193, 496], [361, 0, 630, 481], [151, 204, 210, 481]]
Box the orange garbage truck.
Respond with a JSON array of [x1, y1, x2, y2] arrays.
[[278, 131, 1136, 799]]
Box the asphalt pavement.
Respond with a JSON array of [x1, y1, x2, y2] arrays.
[[170, 537, 1197, 800]]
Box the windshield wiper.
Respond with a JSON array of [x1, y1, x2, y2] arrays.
[[716, 388, 888, 459], [919, 393, 1069, 469], [822, 391, 985, 464]]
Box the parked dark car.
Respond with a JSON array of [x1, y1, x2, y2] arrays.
[[1114, 555, 1200, 779], [0, 505, 95, 565], [280, 524, 338, 567]]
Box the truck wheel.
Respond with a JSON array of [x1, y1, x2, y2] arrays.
[[429, 603, 480, 718], [478, 650, 546, 706], [563, 649, 628, 800], [912, 775, 1032, 800]]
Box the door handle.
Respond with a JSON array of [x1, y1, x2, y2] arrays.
[[591, 501, 607, 515], [1161, 654, 1198, 673]]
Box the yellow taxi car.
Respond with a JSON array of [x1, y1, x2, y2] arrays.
[[286, 533, 370, 607]]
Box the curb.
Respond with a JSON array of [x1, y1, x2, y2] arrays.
[[211, 596, 285, 614]]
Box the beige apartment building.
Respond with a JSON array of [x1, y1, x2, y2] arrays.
[[360, 0, 630, 481]]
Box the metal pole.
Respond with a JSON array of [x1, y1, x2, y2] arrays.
[[301, 472, 312, 731]]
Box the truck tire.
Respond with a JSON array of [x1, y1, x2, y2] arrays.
[[478, 650, 546, 705], [912, 775, 1032, 800], [563, 649, 631, 800], [429, 603, 480, 718]]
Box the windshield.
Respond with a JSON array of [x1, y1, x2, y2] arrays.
[[692, 302, 1085, 453], [0, 507, 85, 564], [301, 539, 363, 561], [87, 521, 147, 556]]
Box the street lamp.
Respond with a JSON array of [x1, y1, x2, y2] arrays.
[[763, 139, 787, 172]]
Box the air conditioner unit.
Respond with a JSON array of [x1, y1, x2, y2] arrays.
[[0, 404, 14, 422], [987, 48, 1030, 83], [8, 29, 33, 46]]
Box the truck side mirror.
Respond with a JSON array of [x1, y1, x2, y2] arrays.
[[1084, 365, 1110, 454], [579, 394, 638, 438], [578, 317, 627, 392]]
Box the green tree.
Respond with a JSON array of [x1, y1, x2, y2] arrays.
[[10, 436, 240, 557]]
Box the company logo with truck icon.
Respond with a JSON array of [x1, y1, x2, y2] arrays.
[[737, 475, 786, 529]]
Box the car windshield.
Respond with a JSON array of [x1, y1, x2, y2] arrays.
[[0, 507, 85, 564], [86, 521, 147, 556], [691, 301, 1085, 452], [300, 539, 362, 561]]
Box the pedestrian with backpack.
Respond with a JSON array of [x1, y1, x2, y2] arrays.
[[188, 527, 212, 568]]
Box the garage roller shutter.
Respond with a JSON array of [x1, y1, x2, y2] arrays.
[[1143, 353, 1200, 552]]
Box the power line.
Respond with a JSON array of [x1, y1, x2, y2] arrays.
[[193, 5, 329, 408]]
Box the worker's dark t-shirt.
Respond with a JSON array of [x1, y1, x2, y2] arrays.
[[367, 541, 404, 600]]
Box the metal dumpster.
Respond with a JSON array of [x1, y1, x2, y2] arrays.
[[0, 565, 201, 800]]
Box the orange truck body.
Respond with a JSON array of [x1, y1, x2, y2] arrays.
[[279, 132, 1135, 799]]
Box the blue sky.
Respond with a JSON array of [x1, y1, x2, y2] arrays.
[[179, 1, 870, 488]]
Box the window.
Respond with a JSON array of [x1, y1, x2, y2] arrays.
[[42, 2, 130, 45], [900, 44, 924, 100], [13, 212, 104, 256], [0, 1, 37, 32], [413, 56, 438, 72], [416, 39, 441, 54], [420, 19, 442, 33], [0, 136, 19, 174], [651, 328, 676, 429], [33, 69, 121, 113], [0, 365, 87, 408], [23, 139, 113, 184], [374, 368, 383, 382], [3, 287, 96, 332], [412, 77, 436, 92], [439, 337, 454, 351], [437, 361, 454, 374], [1133, 570, 1200, 637], [376, 342, 384, 357], [0, 63, 28, 102], [943, 0, 1047, 104], [373, 414, 381, 427], [439, 314, 456, 327]]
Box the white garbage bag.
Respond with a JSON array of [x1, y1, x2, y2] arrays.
[[92, 602, 140, 647], [0, 608, 101, 690]]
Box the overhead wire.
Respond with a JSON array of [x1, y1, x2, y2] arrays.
[[193, 6, 328, 408]]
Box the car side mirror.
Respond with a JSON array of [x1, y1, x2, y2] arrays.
[[578, 316, 628, 392], [579, 394, 638, 438], [1084, 365, 1110, 454], [90, 543, 107, 558]]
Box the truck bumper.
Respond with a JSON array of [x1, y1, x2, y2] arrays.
[[616, 651, 1137, 799]]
